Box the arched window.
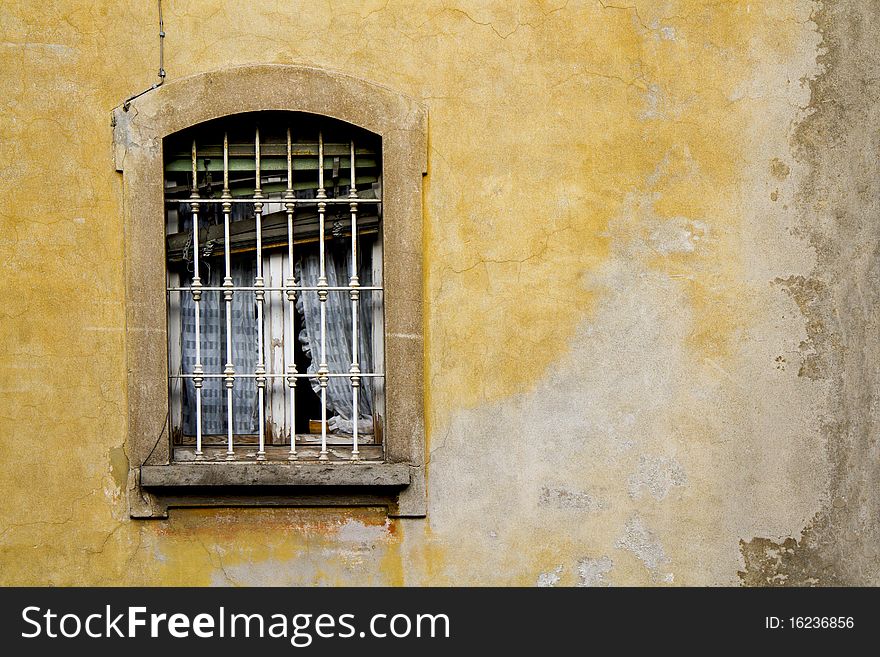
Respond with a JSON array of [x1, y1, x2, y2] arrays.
[[164, 113, 384, 462], [114, 66, 426, 518]]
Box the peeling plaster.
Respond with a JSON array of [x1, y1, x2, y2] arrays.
[[536, 566, 563, 588], [627, 455, 687, 501], [577, 556, 614, 587], [539, 486, 607, 511], [739, 0, 880, 586], [615, 515, 671, 582]]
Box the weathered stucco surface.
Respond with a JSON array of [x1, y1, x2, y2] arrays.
[[0, 0, 877, 585]]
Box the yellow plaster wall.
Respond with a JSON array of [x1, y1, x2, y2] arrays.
[[1, 0, 874, 585]]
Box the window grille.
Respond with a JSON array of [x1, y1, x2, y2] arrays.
[[164, 113, 384, 463]]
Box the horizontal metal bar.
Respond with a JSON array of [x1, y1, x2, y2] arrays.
[[175, 434, 377, 446], [165, 156, 378, 173], [170, 373, 385, 379], [168, 144, 377, 159], [166, 198, 380, 205], [164, 176, 379, 197], [173, 443, 384, 461], [166, 286, 383, 292]]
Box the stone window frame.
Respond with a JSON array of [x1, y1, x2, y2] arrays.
[[113, 64, 427, 518]]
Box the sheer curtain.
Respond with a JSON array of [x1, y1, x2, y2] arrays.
[[296, 241, 376, 434], [180, 260, 258, 435]]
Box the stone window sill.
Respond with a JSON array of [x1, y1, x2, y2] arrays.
[[133, 461, 418, 518], [140, 462, 411, 489]]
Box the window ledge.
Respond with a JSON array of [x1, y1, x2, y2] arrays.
[[140, 462, 411, 489]]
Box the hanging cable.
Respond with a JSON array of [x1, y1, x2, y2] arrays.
[[122, 0, 165, 111]]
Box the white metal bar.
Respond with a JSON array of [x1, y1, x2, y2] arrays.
[[254, 126, 266, 461], [165, 198, 381, 205], [190, 139, 204, 458], [285, 126, 298, 460], [168, 142, 375, 154], [167, 286, 383, 292], [222, 132, 235, 460], [316, 130, 329, 461], [349, 140, 361, 460], [171, 372, 385, 379]]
